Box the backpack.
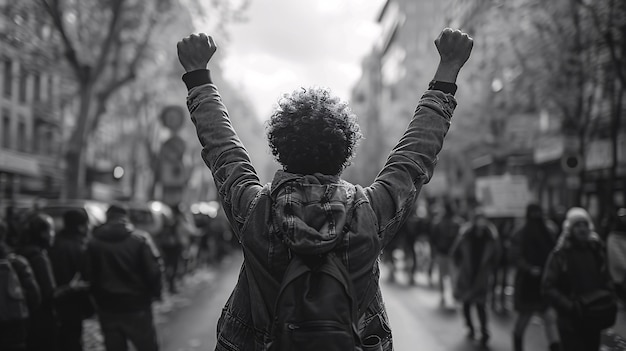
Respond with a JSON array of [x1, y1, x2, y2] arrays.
[[268, 251, 364, 351], [565, 246, 618, 330], [0, 255, 29, 322]]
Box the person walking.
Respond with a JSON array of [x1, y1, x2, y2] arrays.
[[543, 207, 618, 351], [85, 204, 163, 351], [176, 28, 472, 350], [510, 204, 560, 351], [0, 220, 41, 351], [450, 209, 499, 349], [48, 210, 93, 351], [15, 213, 60, 351], [607, 207, 626, 304], [430, 201, 463, 307]]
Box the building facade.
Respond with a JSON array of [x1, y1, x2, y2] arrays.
[[0, 4, 66, 210]]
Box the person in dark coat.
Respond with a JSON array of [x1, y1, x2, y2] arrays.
[[450, 209, 499, 349], [48, 210, 93, 351], [430, 202, 463, 307], [15, 212, 59, 351], [607, 207, 626, 303], [85, 204, 163, 351], [542, 207, 617, 351], [510, 204, 560, 351], [0, 220, 41, 351]]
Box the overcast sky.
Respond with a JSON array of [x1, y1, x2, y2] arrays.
[[221, 0, 385, 120]]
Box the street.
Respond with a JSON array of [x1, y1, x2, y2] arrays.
[[83, 251, 626, 351]]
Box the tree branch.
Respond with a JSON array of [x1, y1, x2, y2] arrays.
[[39, 0, 86, 81], [92, 0, 125, 81]]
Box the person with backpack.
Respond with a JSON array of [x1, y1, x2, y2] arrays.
[[84, 204, 163, 351], [48, 209, 93, 351], [176, 27, 473, 351], [430, 201, 463, 307], [509, 204, 560, 351], [542, 207, 618, 351], [0, 220, 41, 351], [15, 212, 60, 351]]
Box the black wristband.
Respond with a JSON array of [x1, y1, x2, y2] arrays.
[[428, 80, 457, 95], [182, 69, 213, 91]]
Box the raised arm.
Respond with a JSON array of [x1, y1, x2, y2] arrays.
[[177, 34, 262, 236], [365, 28, 473, 247]]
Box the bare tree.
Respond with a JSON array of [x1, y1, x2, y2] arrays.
[[36, 0, 251, 198]]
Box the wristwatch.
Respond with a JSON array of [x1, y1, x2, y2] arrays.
[[428, 80, 457, 95]]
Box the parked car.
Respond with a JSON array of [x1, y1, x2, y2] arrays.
[[38, 199, 109, 233], [127, 200, 174, 238]]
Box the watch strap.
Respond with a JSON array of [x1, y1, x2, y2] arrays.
[[428, 80, 457, 95]]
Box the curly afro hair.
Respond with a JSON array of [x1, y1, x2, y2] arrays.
[[266, 87, 362, 175]]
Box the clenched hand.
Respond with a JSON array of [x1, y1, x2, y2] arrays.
[[434, 28, 473, 69], [177, 33, 217, 73]]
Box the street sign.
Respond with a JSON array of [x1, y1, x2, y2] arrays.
[[160, 136, 186, 161], [159, 105, 186, 132], [159, 136, 189, 187], [475, 175, 532, 218], [160, 160, 188, 187], [561, 153, 583, 174]]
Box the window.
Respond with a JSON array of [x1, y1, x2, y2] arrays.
[[18, 66, 27, 104], [33, 73, 41, 102], [45, 129, 54, 155], [1, 110, 10, 149], [3, 60, 12, 99], [47, 75, 54, 102], [17, 120, 26, 151]]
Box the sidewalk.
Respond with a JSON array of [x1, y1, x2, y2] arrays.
[[602, 305, 626, 351], [82, 267, 218, 351]]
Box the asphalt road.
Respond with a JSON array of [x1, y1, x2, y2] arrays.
[[84, 251, 626, 351]]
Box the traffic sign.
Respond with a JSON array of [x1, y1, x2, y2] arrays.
[[160, 105, 186, 132]]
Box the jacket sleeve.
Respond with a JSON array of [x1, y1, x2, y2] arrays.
[[140, 234, 163, 301], [509, 227, 534, 274], [365, 90, 455, 248], [29, 252, 57, 305], [10, 255, 41, 313], [449, 224, 469, 265], [186, 80, 263, 237], [542, 250, 573, 314]]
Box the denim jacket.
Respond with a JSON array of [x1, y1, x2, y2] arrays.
[[185, 75, 456, 351]]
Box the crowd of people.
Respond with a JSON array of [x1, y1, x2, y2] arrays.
[[0, 201, 235, 351], [382, 201, 626, 351]]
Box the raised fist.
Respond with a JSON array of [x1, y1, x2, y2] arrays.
[[434, 28, 473, 69], [177, 33, 217, 72]]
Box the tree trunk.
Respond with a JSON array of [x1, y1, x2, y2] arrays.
[[608, 86, 624, 210], [63, 82, 94, 199]]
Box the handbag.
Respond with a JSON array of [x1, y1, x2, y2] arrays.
[[578, 289, 618, 330]]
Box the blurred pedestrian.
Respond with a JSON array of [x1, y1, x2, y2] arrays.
[[490, 217, 515, 313], [450, 209, 499, 349], [0, 220, 41, 351], [543, 207, 618, 351], [402, 204, 421, 285], [177, 27, 472, 350], [510, 204, 560, 351], [85, 204, 163, 351], [48, 210, 93, 351], [15, 212, 59, 351], [430, 201, 463, 307], [156, 209, 184, 294], [607, 207, 626, 304]]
